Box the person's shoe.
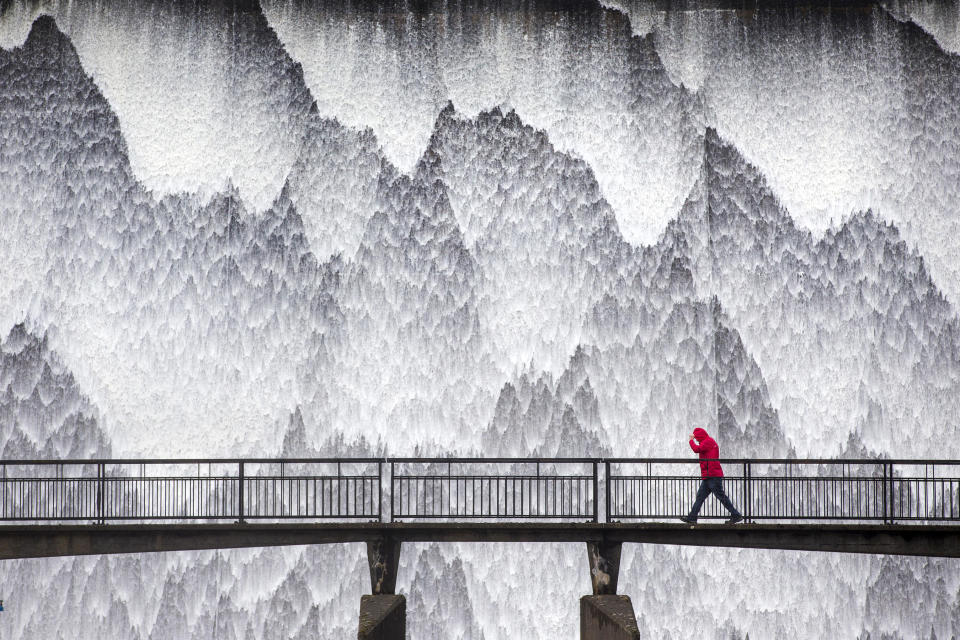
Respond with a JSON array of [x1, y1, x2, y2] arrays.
[[726, 514, 744, 525], [679, 516, 697, 524]]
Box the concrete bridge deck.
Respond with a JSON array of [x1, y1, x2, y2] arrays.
[[2, 521, 958, 560]]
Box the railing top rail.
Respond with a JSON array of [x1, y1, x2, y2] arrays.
[[1, 456, 958, 467], [388, 457, 599, 464], [0, 457, 386, 466], [605, 458, 959, 465]]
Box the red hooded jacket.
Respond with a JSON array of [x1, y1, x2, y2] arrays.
[[690, 427, 723, 477]]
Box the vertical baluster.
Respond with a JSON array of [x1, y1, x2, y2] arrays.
[[558, 474, 563, 518]]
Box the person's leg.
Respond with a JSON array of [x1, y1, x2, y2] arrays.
[[686, 479, 712, 520], [708, 477, 741, 517]]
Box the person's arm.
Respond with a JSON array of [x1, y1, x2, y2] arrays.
[[689, 438, 704, 453]]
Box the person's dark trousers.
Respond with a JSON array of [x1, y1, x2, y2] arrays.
[[687, 477, 741, 520]]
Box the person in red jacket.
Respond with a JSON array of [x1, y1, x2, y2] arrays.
[[680, 427, 743, 524]]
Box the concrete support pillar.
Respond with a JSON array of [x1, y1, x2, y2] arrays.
[[586, 541, 622, 595], [358, 538, 405, 640], [359, 594, 405, 640], [580, 596, 640, 640], [367, 537, 402, 595], [582, 541, 639, 639]]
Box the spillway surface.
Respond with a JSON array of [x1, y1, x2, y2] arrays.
[[1, 0, 960, 638]]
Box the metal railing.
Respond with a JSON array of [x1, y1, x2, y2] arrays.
[[0, 457, 958, 525], [606, 459, 960, 523], [390, 458, 598, 521], [0, 459, 382, 523]]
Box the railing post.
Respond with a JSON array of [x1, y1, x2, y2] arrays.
[[377, 461, 383, 523], [389, 461, 395, 523], [97, 463, 105, 524], [888, 463, 895, 524], [604, 460, 611, 523], [743, 462, 751, 523], [882, 462, 890, 524], [337, 461, 342, 518], [238, 461, 245, 524], [592, 461, 599, 523]]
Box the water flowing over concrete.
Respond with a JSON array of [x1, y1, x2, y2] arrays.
[[2, 0, 960, 637]]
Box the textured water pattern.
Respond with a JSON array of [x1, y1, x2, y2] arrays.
[[0, 0, 959, 638]]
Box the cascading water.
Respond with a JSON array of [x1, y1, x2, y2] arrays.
[[1, 0, 959, 638]]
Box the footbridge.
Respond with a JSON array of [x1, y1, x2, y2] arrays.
[[2, 457, 958, 638]]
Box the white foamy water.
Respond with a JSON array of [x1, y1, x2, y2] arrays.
[[1, 1, 959, 638]]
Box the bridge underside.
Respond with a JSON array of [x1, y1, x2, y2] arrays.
[[0, 523, 957, 560]]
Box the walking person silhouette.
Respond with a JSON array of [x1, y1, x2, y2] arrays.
[[680, 427, 743, 525]]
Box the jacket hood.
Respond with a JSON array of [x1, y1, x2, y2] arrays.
[[693, 427, 708, 441]]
